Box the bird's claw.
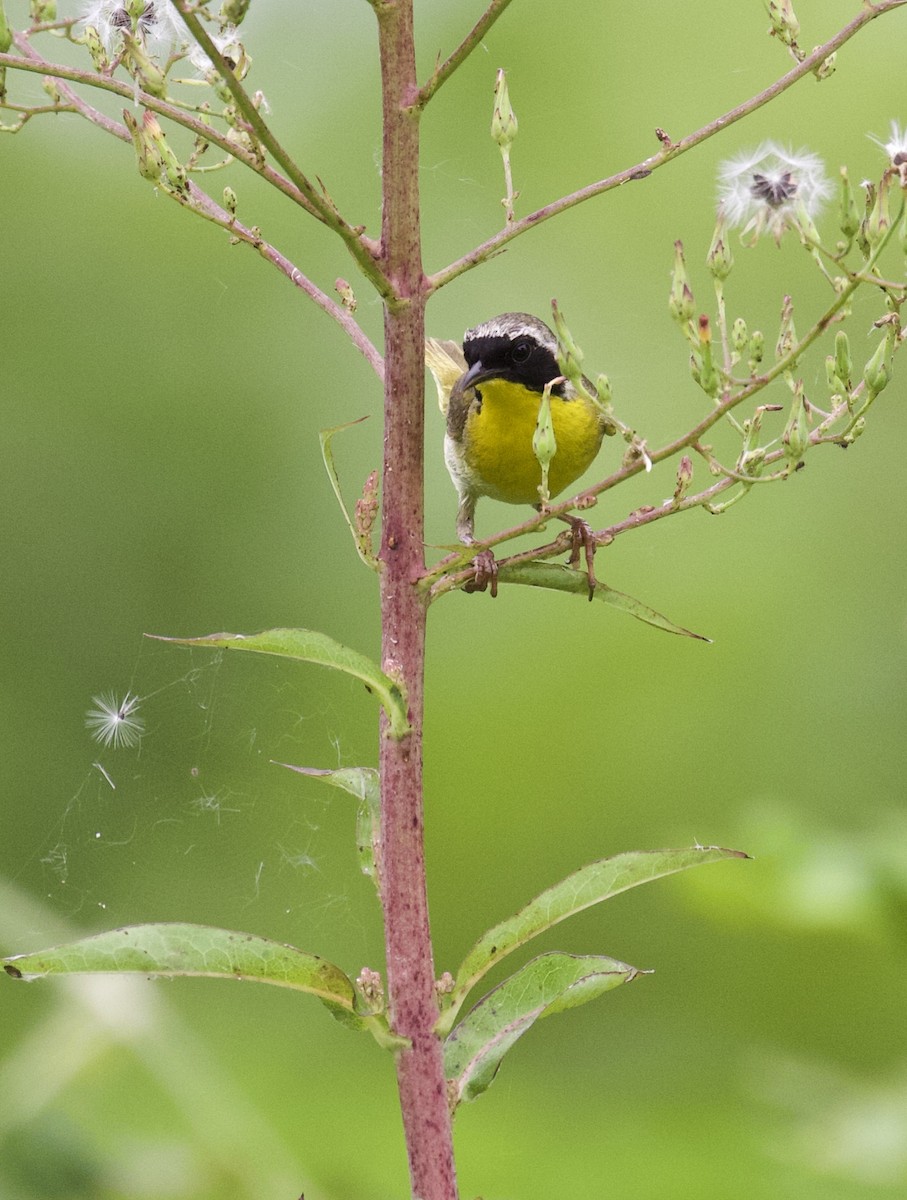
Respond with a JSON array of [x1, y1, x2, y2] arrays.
[[565, 517, 598, 600], [463, 548, 499, 598]]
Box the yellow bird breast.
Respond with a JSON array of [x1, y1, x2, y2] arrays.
[[462, 378, 604, 505]]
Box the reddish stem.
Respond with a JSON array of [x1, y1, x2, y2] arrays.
[[374, 3, 457, 1198]]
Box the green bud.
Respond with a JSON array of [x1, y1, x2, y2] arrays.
[[862, 335, 891, 396], [143, 110, 189, 194], [866, 170, 892, 247], [335, 277, 357, 313], [696, 315, 719, 398], [533, 379, 559, 506], [124, 36, 167, 98], [739, 445, 767, 478], [732, 317, 748, 354], [669, 240, 695, 324], [0, 4, 12, 54], [491, 68, 518, 149], [839, 417, 866, 447], [857, 181, 875, 258], [748, 330, 764, 373], [706, 220, 734, 280], [29, 0, 55, 21], [775, 294, 796, 362], [766, 0, 800, 48], [782, 381, 810, 462], [123, 107, 163, 183], [741, 404, 778, 456], [825, 355, 847, 400], [834, 331, 852, 390], [550, 299, 586, 392], [41, 76, 62, 104], [221, 0, 252, 24], [838, 167, 859, 240], [794, 200, 821, 248], [83, 25, 109, 72], [223, 186, 237, 215], [812, 51, 835, 81], [673, 455, 693, 504], [594, 373, 612, 407]]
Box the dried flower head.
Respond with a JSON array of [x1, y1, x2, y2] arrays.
[[717, 142, 833, 245], [186, 26, 245, 77], [80, 1, 186, 60], [870, 120, 907, 187], [870, 120, 907, 167], [85, 691, 145, 749]]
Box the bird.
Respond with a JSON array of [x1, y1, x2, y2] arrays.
[[426, 312, 609, 595]]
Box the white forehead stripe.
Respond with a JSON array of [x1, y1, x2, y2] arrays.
[[463, 312, 558, 353]]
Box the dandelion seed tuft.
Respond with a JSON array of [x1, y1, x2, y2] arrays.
[[717, 142, 832, 246], [870, 120, 907, 168], [85, 692, 145, 749], [79, 1, 187, 60]]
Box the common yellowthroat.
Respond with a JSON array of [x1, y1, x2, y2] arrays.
[[427, 312, 608, 593]]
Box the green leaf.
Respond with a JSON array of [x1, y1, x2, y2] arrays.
[[496, 561, 710, 639], [3, 923, 365, 1030], [319, 417, 378, 570], [277, 764, 381, 888], [149, 628, 411, 738], [441, 845, 747, 1032], [445, 952, 641, 1106]]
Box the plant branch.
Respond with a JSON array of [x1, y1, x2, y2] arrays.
[[427, 0, 907, 290], [4, 36, 324, 215], [181, 184, 385, 379], [4, 24, 393, 299], [372, 0, 456, 1194], [425, 206, 904, 597], [415, 0, 516, 109], [8, 43, 384, 377]]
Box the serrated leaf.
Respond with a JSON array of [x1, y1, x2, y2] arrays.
[[445, 952, 640, 1105], [496, 561, 710, 639], [3, 923, 365, 1029], [277, 764, 381, 888], [149, 628, 410, 738], [319, 417, 377, 569], [441, 846, 747, 1032]]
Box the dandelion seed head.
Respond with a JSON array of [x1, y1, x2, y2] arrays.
[[870, 120, 907, 167], [717, 141, 832, 245], [85, 691, 145, 749], [80, 1, 187, 60], [186, 25, 242, 75]]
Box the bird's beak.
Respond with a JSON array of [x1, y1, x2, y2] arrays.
[[457, 360, 488, 389]]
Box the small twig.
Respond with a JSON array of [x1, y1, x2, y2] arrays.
[[415, 0, 515, 109], [184, 184, 385, 379], [427, 0, 907, 290]]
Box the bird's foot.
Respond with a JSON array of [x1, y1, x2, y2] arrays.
[[463, 547, 499, 598], [564, 516, 598, 600]]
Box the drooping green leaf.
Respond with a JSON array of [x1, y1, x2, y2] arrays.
[[149, 628, 410, 737], [319, 417, 378, 570], [496, 561, 710, 639], [3, 923, 365, 1029], [445, 952, 641, 1106], [441, 846, 747, 1032], [277, 764, 381, 888]]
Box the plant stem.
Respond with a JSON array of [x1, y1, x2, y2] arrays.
[[374, 2, 457, 1198], [426, 0, 907, 290]]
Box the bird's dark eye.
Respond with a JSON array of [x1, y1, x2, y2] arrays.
[[511, 339, 532, 364]]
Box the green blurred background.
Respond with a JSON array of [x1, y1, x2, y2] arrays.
[[2, 1, 906, 1196]]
